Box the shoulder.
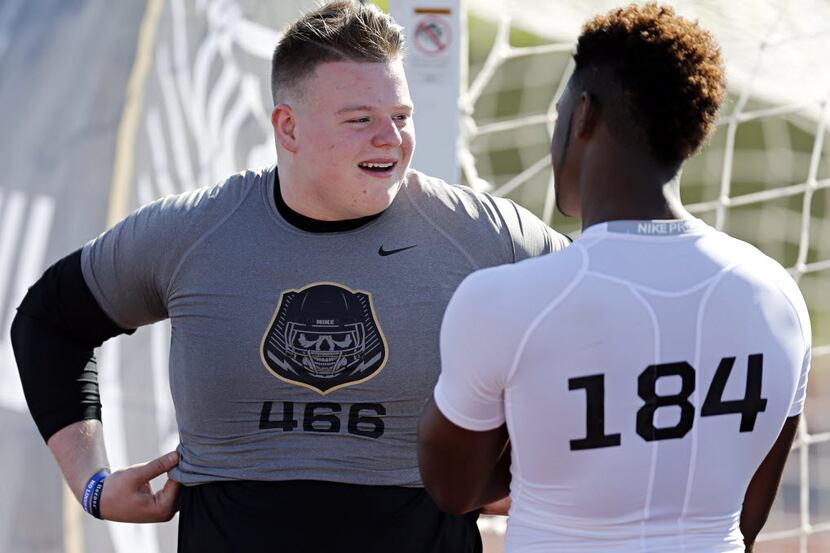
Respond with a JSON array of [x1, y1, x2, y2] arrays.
[[101, 167, 264, 249], [402, 170, 495, 216], [441, 247, 587, 390], [402, 170, 569, 262], [403, 170, 533, 226], [716, 232, 802, 298], [713, 231, 811, 341], [82, 167, 266, 277], [448, 245, 587, 330], [140, 167, 261, 221]]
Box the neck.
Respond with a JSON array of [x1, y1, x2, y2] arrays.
[[277, 165, 340, 221], [273, 170, 381, 232], [578, 142, 690, 230]]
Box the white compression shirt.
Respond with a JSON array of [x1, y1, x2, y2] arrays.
[[435, 219, 811, 552]]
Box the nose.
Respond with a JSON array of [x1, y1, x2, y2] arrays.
[[319, 336, 333, 351], [372, 117, 403, 148]]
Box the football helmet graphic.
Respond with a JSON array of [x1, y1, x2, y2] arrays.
[[261, 283, 387, 394]]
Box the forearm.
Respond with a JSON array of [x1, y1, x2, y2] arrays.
[[11, 310, 103, 440], [49, 420, 182, 523], [741, 415, 800, 548], [47, 419, 111, 501], [476, 439, 512, 515], [476, 440, 511, 509], [10, 250, 132, 440]]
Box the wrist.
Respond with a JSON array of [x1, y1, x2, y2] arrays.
[[81, 468, 110, 519]]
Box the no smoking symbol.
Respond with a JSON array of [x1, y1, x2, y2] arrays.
[[414, 16, 451, 55]]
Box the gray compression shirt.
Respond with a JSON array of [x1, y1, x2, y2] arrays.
[[82, 166, 569, 486]]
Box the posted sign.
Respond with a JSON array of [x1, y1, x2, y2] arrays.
[[390, 1, 463, 183]]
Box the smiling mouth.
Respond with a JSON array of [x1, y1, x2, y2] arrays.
[[358, 161, 397, 173]]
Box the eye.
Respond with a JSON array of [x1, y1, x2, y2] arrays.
[[347, 117, 370, 124], [331, 335, 352, 348]]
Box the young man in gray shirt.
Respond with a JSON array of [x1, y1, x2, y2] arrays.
[[12, 2, 568, 551]]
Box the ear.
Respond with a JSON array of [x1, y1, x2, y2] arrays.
[[574, 92, 601, 140], [272, 104, 297, 153]]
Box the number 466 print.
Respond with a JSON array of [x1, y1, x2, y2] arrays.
[[568, 354, 767, 451]]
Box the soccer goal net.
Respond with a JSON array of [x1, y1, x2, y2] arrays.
[[459, 1, 830, 551]]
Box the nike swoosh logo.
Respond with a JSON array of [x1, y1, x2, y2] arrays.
[[378, 244, 417, 256]]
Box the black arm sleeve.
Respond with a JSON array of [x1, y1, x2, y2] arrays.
[[10, 249, 134, 442]]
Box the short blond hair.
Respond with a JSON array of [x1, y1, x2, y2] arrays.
[[270, 1, 405, 104]]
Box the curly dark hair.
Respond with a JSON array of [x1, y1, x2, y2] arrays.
[[270, 1, 405, 105], [573, 3, 726, 164]]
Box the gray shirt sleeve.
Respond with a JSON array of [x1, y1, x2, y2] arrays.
[[487, 195, 570, 262], [81, 177, 251, 329], [81, 197, 182, 329]]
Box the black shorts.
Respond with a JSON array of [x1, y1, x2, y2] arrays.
[[177, 480, 482, 553]]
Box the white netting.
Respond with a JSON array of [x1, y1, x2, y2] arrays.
[[463, 1, 830, 551]]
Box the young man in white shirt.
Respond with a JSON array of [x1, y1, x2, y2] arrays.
[[418, 4, 810, 552]]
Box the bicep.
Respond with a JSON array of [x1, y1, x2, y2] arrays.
[[18, 249, 133, 344], [419, 274, 518, 512], [434, 273, 514, 430], [82, 198, 183, 328], [417, 396, 509, 514]]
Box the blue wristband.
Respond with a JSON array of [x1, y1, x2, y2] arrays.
[[81, 469, 109, 519]]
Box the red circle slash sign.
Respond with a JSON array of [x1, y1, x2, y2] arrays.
[[414, 16, 451, 56]]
